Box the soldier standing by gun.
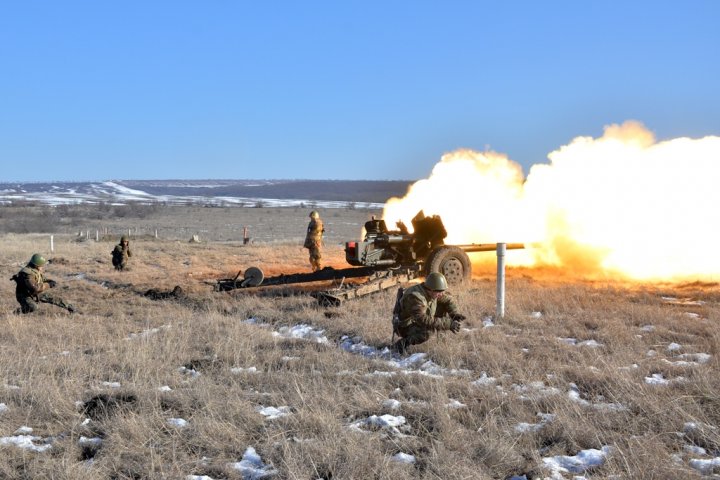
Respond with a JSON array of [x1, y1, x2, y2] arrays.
[[112, 235, 132, 271], [10, 254, 75, 314], [304, 211, 324, 272], [392, 272, 466, 354]]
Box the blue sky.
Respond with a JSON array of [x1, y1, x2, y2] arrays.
[[1, 1, 718, 182]]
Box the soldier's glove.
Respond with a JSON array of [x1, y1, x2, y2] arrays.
[[46, 279, 57, 288], [449, 319, 462, 334], [450, 313, 466, 322]]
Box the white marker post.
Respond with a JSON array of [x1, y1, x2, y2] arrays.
[[50, 235, 54, 253], [496, 242, 506, 319]]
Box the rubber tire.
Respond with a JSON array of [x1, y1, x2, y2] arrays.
[[241, 266, 265, 287], [426, 246, 471, 284]]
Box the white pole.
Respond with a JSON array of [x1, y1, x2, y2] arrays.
[[496, 243, 506, 319], [96, 230, 99, 241], [155, 228, 158, 239], [50, 235, 54, 253]]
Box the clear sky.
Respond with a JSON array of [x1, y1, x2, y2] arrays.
[[1, 1, 718, 182]]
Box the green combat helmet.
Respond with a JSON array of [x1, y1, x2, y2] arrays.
[[309, 211, 319, 219], [121, 235, 129, 242], [30, 253, 47, 267], [424, 272, 448, 291]]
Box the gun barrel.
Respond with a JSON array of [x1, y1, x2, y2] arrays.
[[456, 243, 525, 253]]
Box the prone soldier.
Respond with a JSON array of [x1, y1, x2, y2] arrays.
[[10, 254, 75, 314]]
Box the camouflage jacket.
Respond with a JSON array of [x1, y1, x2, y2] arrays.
[[398, 283, 459, 331], [112, 244, 132, 264], [13, 265, 46, 298], [304, 218, 324, 248]]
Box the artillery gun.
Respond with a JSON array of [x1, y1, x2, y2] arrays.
[[215, 210, 522, 305], [347, 210, 493, 284]]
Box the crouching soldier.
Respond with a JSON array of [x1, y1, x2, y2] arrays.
[[392, 272, 466, 354], [11, 254, 75, 314], [112, 235, 132, 271]]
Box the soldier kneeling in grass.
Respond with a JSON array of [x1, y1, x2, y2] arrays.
[[11, 254, 75, 314], [392, 272, 466, 354]]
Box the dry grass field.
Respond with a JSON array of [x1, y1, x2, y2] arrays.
[[0, 205, 719, 479]]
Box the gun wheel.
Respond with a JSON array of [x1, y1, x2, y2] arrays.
[[241, 266, 264, 287], [426, 246, 471, 284]]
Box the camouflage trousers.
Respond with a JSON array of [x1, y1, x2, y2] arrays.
[[393, 304, 453, 353], [16, 294, 75, 314], [113, 260, 128, 271], [307, 243, 322, 272]]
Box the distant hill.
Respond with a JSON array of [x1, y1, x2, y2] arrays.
[[0, 179, 413, 207], [122, 179, 412, 204]]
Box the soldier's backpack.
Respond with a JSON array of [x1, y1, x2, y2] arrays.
[[391, 287, 404, 340]]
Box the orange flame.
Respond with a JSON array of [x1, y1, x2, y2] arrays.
[[383, 121, 720, 282]]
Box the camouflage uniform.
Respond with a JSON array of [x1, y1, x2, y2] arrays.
[[304, 215, 324, 272], [393, 283, 460, 352], [12, 264, 74, 314], [112, 239, 132, 271]]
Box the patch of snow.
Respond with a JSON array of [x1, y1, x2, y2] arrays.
[[158, 386, 172, 392], [273, 324, 328, 344], [530, 311, 543, 318], [382, 399, 401, 410], [515, 413, 555, 433], [667, 343, 682, 351], [445, 399, 466, 409], [678, 353, 711, 364], [102, 381, 121, 388], [542, 445, 612, 476], [349, 414, 407, 435], [684, 445, 707, 455], [14, 426, 33, 435], [0, 403, 8, 413], [257, 406, 292, 420], [168, 418, 189, 428], [0, 434, 52, 452], [79, 436, 103, 447], [471, 372, 497, 387], [644, 373, 685, 385], [689, 457, 720, 475], [568, 384, 626, 411], [558, 338, 603, 348], [228, 446, 277, 479], [179, 366, 201, 377], [391, 452, 416, 464], [513, 381, 562, 401]]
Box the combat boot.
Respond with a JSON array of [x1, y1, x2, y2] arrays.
[[392, 338, 410, 354]]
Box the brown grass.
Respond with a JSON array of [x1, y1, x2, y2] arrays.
[[0, 206, 718, 479]]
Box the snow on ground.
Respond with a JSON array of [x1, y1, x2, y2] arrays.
[[0, 309, 712, 479], [256, 406, 292, 420], [0, 181, 385, 209], [542, 446, 613, 478], [227, 446, 278, 479], [272, 324, 329, 344]]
